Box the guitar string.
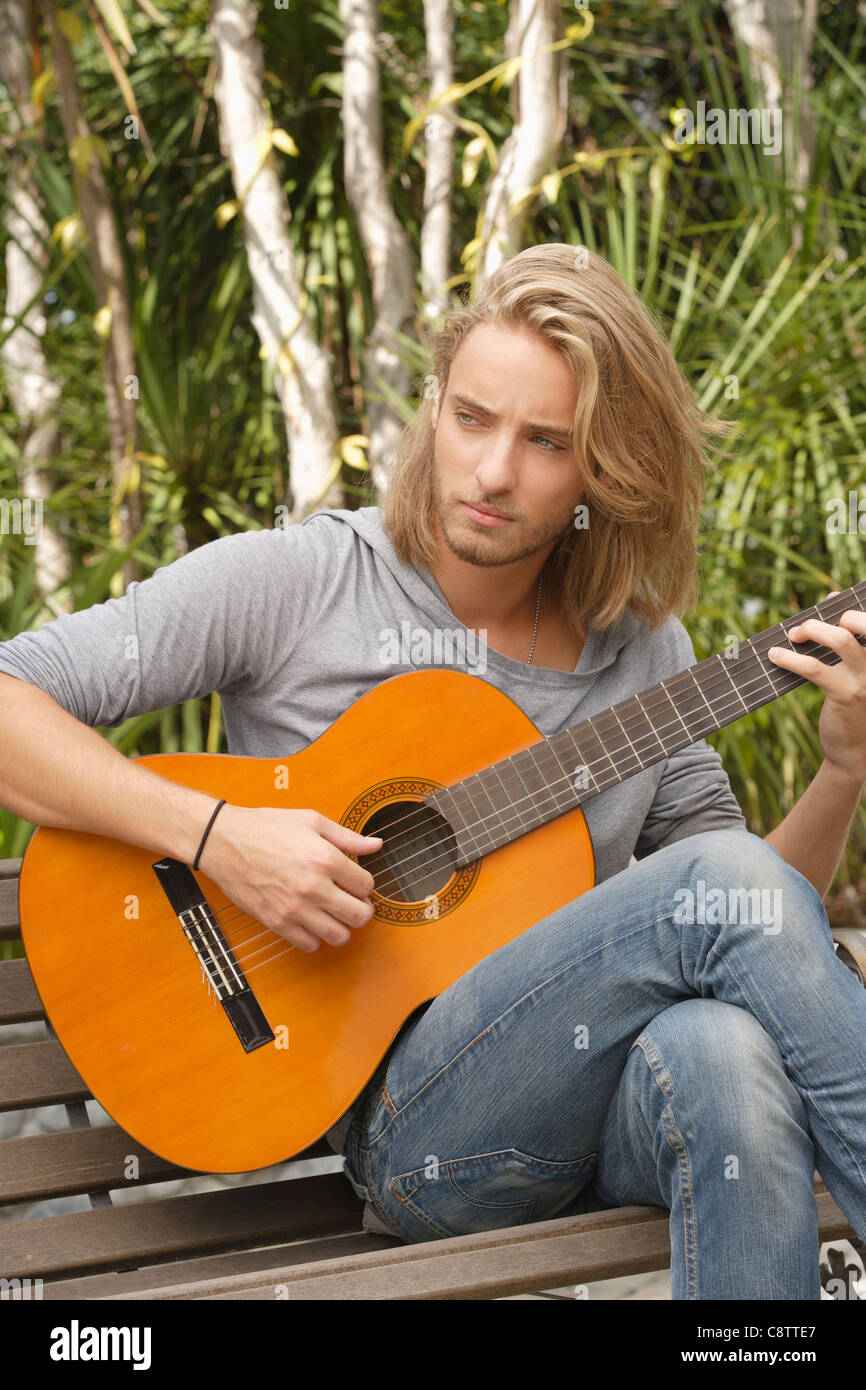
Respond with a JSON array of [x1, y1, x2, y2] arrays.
[[203, 614, 861, 953], [200, 628, 860, 974], [210, 642, 860, 980], [209, 589, 866, 908]]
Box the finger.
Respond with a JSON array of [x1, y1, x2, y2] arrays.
[[781, 614, 866, 667], [295, 904, 359, 947], [765, 640, 859, 696], [326, 844, 381, 899], [316, 815, 383, 853], [318, 880, 376, 930]]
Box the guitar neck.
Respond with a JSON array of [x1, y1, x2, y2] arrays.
[[431, 580, 866, 864]]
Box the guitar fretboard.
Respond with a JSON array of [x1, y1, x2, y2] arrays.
[[430, 580, 866, 864]]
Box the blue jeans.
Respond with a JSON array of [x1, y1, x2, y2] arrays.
[[343, 829, 866, 1299]]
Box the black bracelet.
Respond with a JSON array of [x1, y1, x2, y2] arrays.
[[193, 798, 227, 870]]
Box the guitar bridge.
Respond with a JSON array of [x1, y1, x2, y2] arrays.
[[152, 858, 275, 1053]]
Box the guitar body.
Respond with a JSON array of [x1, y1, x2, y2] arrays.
[[19, 668, 596, 1173]]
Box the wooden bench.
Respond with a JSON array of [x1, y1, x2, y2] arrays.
[[2, 855, 864, 1301]]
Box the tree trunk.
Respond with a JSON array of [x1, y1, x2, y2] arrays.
[[723, 0, 819, 206], [43, 0, 141, 591], [0, 0, 71, 612], [420, 0, 455, 322], [209, 0, 344, 521], [475, 0, 568, 294], [340, 0, 417, 497]]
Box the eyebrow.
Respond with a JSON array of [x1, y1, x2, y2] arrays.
[[451, 393, 574, 440]]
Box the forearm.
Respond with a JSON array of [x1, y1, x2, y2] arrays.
[[764, 758, 865, 900], [0, 673, 218, 863]]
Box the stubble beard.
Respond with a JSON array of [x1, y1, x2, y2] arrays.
[[432, 467, 576, 569]]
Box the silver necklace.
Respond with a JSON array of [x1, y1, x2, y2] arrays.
[[526, 568, 544, 665]]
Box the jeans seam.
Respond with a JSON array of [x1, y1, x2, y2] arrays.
[[638, 1034, 698, 1300]]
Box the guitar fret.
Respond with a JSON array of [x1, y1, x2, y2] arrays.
[[540, 739, 583, 810], [610, 706, 646, 769], [634, 693, 668, 758], [591, 708, 640, 778], [749, 639, 784, 695], [437, 783, 486, 859], [659, 678, 694, 743], [508, 748, 553, 825], [532, 739, 578, 810], [505, 752, 547, 829], [474, 766, 516, 849], [558, 727, 602, 796], [686, 668, 720, 730], [715, 652, 749, 715]]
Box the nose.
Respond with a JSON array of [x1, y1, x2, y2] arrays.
[[472, 428, 521, 496]]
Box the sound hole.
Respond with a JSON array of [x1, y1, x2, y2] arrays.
[[362, 800, 458, 904]]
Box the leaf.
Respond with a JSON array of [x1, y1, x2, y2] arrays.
[[339, 434, 370, 469], [541, 172, 561, 204], [92, 0, 136, 55], [271, 128, 299, 157], [461, 136, 486, 188], [31, 68, 55, 104], [93, 304, 113, 339], [215, 200, 240, 227]]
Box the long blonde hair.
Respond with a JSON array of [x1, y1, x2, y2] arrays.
[[383, 243, 735, 633]]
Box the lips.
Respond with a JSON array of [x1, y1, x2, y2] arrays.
[[460, 500, 513, 521]]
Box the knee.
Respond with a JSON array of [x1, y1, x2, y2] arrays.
[[664, 829, 830, 942], [634, 998, 800, 1130], [639, 997, 775, 1078]]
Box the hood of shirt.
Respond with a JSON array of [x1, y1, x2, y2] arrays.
[[302, 504, 645, 688]]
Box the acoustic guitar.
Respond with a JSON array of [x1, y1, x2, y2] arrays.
[[18, 583, 866, 1172]]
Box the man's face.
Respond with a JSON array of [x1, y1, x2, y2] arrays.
[[431, 322, 584, 568]]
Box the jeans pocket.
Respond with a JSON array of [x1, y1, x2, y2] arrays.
[[387, 1147, 598, 1240]]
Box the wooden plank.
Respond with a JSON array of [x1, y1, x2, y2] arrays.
[[0, 1174, 364, 1280], [0, 958, 44, 1023], [0, 1040, 90, 1110], [0, 879, 20, 941], [112, 1190, 856, 1302], [43, 1230, 401, 1299], [0, 860, 22, 880], [0, 1125, 197, 1202], [0, 1125, 338, 1204]]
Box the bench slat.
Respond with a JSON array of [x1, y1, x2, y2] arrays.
[[0, 958, 44, 1023], [108, 1190, 856, 1302], [0, 1040, 89, 1110], [0, 1125, 196, 1202], [42, 1231, 400, 1299], [0, 879, 20, 940], [0, 1125, 338, 1203], [0, 1174, 363, 1280], [0, 859, 23, 880]]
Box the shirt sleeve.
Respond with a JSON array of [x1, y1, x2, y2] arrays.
[[633, 616, 748, 859], [0, 524, 321, 728]]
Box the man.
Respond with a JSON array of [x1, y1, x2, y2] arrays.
[[0, 244, 864, 1298]]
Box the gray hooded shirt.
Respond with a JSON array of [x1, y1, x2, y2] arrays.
[[0, 506, 747, 1157]]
